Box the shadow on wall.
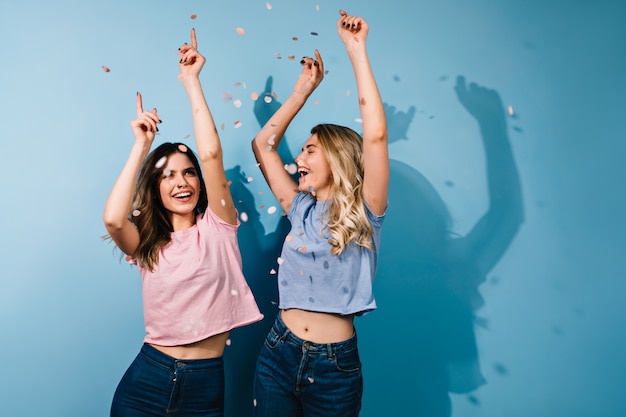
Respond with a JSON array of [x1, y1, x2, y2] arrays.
[[223, 76, 294, 417], [359, 76, 524, 417], [222, 75, 524, 417]]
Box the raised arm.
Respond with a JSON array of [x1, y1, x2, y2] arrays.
[[251, 51, 324, 214], [178, 28, 237, 225], [338, 10, 389, 215], [103, 92, 161, 256]]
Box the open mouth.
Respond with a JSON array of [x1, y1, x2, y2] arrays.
[[173, 191, 192, 199]]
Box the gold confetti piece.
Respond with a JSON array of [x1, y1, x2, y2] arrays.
[[190, 14, 197, 19], [285, 235, 293, 242], [259, 205, 265, 209], [101, 65, 110, 73], [240, 212, 249, 222], [177, 144, 188, 152], [300, 246, 307, 253], [251, 92, 259, 101], [236, 27, 245, 35], [132, 209, 141, 217], [268, 206, 277, 214]]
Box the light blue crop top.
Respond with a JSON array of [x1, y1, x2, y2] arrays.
[[277, 192, 385, 316]]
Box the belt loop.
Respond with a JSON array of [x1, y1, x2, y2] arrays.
[[280, 328, 291, 343], [326, 343, 333, 360]]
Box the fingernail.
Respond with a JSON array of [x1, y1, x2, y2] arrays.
[[314, 61, 318, 66], [342, 22, 346, 26], [300, 59, 305, 64], [179, 59, 182, 63], [159, 119, 163, 123]]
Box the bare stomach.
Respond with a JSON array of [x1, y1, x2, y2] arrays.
[[281, 309, 355, 344], [150, 331, 230, 360]]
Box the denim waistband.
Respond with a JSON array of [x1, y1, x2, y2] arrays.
[[272, 312, 358, 355], [139, 343, 224, 371]]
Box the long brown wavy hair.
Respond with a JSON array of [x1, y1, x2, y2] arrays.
[[130, 142, 208, 270], [311, 123, 374, 256]]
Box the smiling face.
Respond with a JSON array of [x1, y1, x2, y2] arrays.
[[158, 152, 201, 228], [295, 133, 333, 200]]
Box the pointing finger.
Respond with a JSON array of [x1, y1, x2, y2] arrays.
[[191, 28, 197, 49], [136, 92, 144, 116]]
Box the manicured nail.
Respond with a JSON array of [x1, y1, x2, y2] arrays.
[[300, 59, 305, 64]]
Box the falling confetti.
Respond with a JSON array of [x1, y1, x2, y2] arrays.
[[190, 14, 197, 19], [508, 105, 514, 116], [226, 339, 232, 346], [177, 144, 188, 152], [222, 91, 233, 101], [288, 55, 295, 60], [267, 206, 277, 214], [155, 156, 167, 169], [240, 212, 249, 222], [264, 95, 273, 103], [310, 32, 318, 36], [231, 289, 239, 296], [270, 268, 277, 274], [183, 134, 190, 139], [101, 65, 110, 73], [247, 176, 254, 183], [233, 99, 242, 108], [285, 163, 297, 175], [254, 399, 258, 407], [277, 257, 284, 265], [234, 120, 243, 128], [236, 27, 245, 35], [292, 37, 299, 41], [132, 209, 141, 217], [315, 4, 320, 11], [251, 92, 259, 101], [220, 199, 226, 206], [265, 2, 272, 10], [313, 99, 319, 105], [308, 377, 315, 383], [300, 246, 307, 253], [220, 123, 225, 130], [268, 134, 276, 145]]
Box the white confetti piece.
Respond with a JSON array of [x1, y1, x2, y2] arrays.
[[155, 156, 167, 169], [226, 339, 232, 346], [132, 209, 141, 217], [270, 268, 276, 274], [308, 377, 315, 383], [265, 2, 272, 10], [240, 212, 249, 222], [264, 95, 273, 104], [164, 168, 172, 177], [231, 289, 239, 296], [220, 199, 226, 206], [267, 206, 277, 214], [268, 134, 276, 145], [277, 257, 284, 265], [285, 163, 297, 175], [233, 99, 242, 108], [247, 176, 254, 182]]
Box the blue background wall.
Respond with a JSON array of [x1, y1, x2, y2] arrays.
[[1, 0, 624, 416]]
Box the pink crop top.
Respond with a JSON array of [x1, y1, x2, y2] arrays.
[[133, 206, 263, 346]]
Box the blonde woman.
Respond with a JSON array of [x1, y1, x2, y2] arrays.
[[251, 10, 388, 417]]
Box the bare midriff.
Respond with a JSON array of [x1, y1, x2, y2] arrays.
[[150, 331, 230, 360], [281, 309, 355, 344]]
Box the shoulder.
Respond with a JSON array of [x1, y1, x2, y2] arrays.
[[198, 205, 239, 232]]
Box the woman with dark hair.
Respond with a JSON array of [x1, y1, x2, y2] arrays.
[[104, 29, 262, 417], [251, 10, 388, 417]]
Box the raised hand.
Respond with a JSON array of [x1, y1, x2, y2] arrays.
[[337, 10, 369, 46], [130, 92, 161, 145], [178, 28, 206, 80], [292, 50, 324, 99]]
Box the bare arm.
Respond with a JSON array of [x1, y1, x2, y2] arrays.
[[338, 10, 389, 215], [103, 92, 161, 256], [178, 29, 237, 225], [251, 51, 325, 213]]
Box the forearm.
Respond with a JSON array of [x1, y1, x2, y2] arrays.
[[346, 42, 387, 143], [180, 75, 222, 162], [103, 141, 150, 229], [253, 91, 308, 154]]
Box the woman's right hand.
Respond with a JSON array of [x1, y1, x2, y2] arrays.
[[130, 92, 161, 145], [292, 49, 324, 99]]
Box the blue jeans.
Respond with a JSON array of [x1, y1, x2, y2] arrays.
[[111, 343, 224, 417], [253, 313, 363, 417]]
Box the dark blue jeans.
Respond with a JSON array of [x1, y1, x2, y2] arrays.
[[111, 343, 225, 417], [253, 313, 362, 417]]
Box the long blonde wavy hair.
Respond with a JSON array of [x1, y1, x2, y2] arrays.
[[311, 123, 374, 256]]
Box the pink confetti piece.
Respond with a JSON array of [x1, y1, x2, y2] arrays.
[[101, 65, 110, 73], [177, 144, 188, 152], [251, 92, 259, 101], [190, 14, 197, 19], [236, 27, 245, 35]]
